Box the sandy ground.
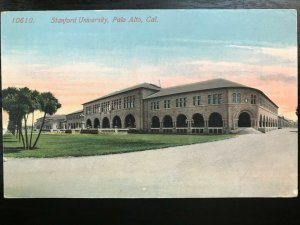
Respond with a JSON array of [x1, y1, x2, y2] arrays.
[[3, 128, 297, 198]]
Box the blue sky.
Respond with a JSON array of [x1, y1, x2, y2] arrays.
[[2, 10, 296, 66], [1, 10, 298, 122]]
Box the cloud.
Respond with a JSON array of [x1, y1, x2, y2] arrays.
[[227, 44, 297, 63], [258, 74, 297, 83]]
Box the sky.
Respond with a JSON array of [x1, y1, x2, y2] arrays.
[[1, 10, 298, 127]]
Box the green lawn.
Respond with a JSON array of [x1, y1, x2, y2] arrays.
[[3, 132, 235, 158]]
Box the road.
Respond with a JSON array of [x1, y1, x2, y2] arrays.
[[4, 128, 297, 198]]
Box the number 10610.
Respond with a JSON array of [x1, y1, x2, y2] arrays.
[[12, 17, 34, 23]]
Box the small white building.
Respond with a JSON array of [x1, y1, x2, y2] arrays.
[[34, 114, 66, 131]]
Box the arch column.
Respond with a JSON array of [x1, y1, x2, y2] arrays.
[[222, 119, 226, 128], [173, 121, 176, 133], [233, 119, 238, 129], [187, 120, 192, 133], [204, 120, 208, 134]]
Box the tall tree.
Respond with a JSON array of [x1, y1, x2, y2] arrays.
[[2, 87, 26, 148], [31, 92, 61, 149]]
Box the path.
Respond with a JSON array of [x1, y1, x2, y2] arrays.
[[4, 128, 297, 198]]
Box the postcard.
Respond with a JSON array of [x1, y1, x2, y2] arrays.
[[1, 9, 298, 198]]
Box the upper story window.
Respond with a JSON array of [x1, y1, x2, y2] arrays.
[[101, 101, 111, 112], [112, 99, 121, 110], [251, 94, 257, 104], [164, 100, 170, 109], [92, 103, 100, 114], [85, 106, 92, 115], [208, 94, 223, 104], [193, 96, 201, 106], [176, 97, 187, 107], [232, 93, 241, 103], [150, 101, 160, 110], [123, 95, 136, 109]]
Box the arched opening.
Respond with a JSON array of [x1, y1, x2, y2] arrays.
[[94, 118, 100, 128], [125, 114, 136, 128], [151, 116, 160, 128], [163, 115, 173, 128], [176, 114, 188, 127], [208, 112, 223, 127], [86, 119, 92, 128], [263, 116, 266, 127], [112, 116, 122, 128], [192, 113, 204, 127], [238, 112, 251, 127], [271, 118, 273, 127], [102, 117, 110, 128], [259, 115, 262, 127]]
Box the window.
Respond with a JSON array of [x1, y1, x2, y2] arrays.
[[208, 94, 222, 104], [151, 101, 159, 110], [233, 93, 241, 103], [208, 95, 213, 104], [85, 106, 92, 115], [164, 100, 170, 109], [213, 94, 217, 104], [176, 98, 186, 108], [124, 95, 136, 109], [251, 94, 256, 104], [111, 99, 121, 110], [193, 96, 201, 106], [218, 94, 222, 104]]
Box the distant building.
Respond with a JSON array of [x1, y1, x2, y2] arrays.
[[34, 115, 66, 130], [82, 78, 279, 134], [66, 110, 84, 129], [278, 116, 297, 128]]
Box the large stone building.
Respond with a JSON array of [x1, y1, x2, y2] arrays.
[[82, 78, 279, 134]]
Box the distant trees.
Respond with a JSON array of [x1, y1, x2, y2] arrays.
[[2, 87, 61, 149]]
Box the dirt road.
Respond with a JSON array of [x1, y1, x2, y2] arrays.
[[4, 128, 297, 198]]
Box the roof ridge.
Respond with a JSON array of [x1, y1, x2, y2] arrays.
[[82, 82, 161, 105], [160, 78, 246, 90]]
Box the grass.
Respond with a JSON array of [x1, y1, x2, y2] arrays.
[[3, 132, 235, 158]]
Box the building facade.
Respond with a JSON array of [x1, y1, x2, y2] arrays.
[[66, 110, 84, 129], [82, 79, 279, 134], [34, 115, 66, 131], [82, 83, 161, 130]]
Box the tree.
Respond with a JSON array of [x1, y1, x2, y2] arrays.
[[2, 87, 26, 148], [3, 87, 61, 150], [31, 92, 61, 149]]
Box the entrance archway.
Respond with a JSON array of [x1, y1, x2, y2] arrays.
[[176, 114, 188, 127], [94, 118, 100, 128], [163, 115, 173, 128], [208, 112, 223, 127], [192, 113, 204, 127], [112, 116, 122, 128], [238, 112, 251, 127], [125, 114, 136, 128], [151, 116, 160, 128], [86, 119, 92, 128], [102, 117, 110, 128]]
